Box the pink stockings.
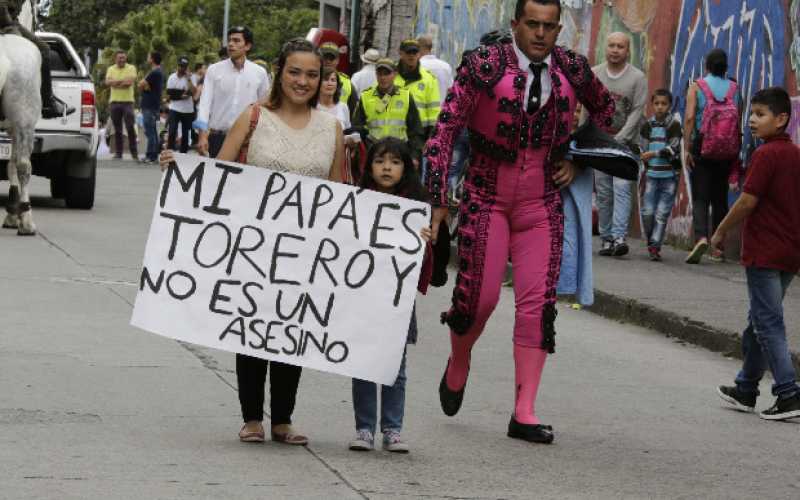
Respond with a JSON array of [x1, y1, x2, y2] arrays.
[[446, 150, 556, 424]]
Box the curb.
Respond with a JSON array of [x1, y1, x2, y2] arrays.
[[583, 289, 800, 375]]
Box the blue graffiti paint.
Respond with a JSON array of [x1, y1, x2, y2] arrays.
[[669, 0, 787, 152]]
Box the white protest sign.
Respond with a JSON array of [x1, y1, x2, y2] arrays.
[[131, 153, 429, 385]]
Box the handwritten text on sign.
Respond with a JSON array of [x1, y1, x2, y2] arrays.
[[131, 154, 428, 385]]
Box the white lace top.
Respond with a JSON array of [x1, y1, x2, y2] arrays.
[[245, 107, 338, 179]]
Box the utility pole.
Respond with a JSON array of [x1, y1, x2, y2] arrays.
[[222, 0, 230, 47], [349, 0, 361, 70]]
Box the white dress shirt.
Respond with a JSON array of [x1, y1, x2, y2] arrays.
[[351, 64, 377, 94], [195, 58, 271, 132], [166, 73, 194, 114], [420, 54, 454, 98], [512, 37, 552, 107]]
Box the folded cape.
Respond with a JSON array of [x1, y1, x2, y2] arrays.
[[567, 121, 640, 181]]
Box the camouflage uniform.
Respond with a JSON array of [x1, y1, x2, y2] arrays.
[[1, 0, 72, 118]]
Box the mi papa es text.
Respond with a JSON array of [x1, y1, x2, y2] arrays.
[[139, 160, 430, 364]]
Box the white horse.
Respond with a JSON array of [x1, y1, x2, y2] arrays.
[[0, 0, 40, 235]]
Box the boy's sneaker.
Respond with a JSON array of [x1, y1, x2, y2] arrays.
[[717, 385, 756, 413], [382, 430, 409, 453], [647, 246, 662, 261], [348, 429, 374, 451], [759, 393, 800, 421], [685, 238, 708, 264], [598, 240, 614, 256], [612, 238, 629, 257], [709, 248, 726, 263]]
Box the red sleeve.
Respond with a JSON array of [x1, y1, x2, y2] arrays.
[[743, 148, 772, 198]]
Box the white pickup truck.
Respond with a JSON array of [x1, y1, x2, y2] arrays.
[[0, 31, 99, 209]]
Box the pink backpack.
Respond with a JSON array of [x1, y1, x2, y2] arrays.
[[696, 78, 741, 161]]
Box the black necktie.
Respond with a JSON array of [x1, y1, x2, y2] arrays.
[[527, 62, 544, 114]]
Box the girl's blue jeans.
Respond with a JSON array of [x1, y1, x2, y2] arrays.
[[352, 348, 407, 434]]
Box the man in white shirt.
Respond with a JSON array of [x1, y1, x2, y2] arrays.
[[418, 35, 453, 99], [350, 48, 380, 94], [194, 26, 270, 157], [166, 56, 195, 153]]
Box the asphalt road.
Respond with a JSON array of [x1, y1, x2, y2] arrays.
[[0, 159, 798, 500]]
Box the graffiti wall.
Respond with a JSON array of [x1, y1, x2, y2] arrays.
[[414, 0, 800, 250]]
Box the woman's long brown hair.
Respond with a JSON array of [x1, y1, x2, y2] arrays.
[[265, 38, 323, 110]]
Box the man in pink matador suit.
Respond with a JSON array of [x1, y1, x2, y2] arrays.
[[426, 0, 615, 444]]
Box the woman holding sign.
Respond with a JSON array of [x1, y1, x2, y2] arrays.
[[160, 38, 345, 445]]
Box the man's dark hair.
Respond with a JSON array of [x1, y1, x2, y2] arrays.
[[652, 88, 673, 104], [514, 0, 562, 19], [705, 48, 727, 77], [228, 25, 254, 46], [115, 49, 126, 56], [150, 51, 161, 65], [751, 87, 792, 125]]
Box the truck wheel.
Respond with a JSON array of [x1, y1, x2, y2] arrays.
[[50, 175, 67, 199], [64, 156, 96, 209]]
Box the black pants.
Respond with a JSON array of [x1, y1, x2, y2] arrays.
[[110, 102, 138, 158], [168, 110, 193, 153], [208, 131, 226, 158], [691, 156, 731, 241], [236, 355, 302, 425]]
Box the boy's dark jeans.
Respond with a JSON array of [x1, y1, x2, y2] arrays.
[[735, 267, 800, 399]]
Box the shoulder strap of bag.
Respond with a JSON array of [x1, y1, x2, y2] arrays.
[[237, 103, 261, 164]]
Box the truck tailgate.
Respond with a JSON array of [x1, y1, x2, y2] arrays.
[[36, 80, 83, 132]]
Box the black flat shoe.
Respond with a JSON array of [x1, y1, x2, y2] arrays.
[[438, 360, 466, 417], [507, 416, 554, 444]]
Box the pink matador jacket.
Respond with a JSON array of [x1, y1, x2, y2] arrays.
[[424, 36, 616, 344]]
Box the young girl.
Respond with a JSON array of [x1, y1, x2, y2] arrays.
[[349, 137, 432, 453]]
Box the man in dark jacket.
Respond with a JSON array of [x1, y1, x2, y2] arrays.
[[0, 0, 74, 118]]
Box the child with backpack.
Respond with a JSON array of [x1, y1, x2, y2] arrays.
[[712, 87, 800, 420], [639, 89, 683, 261], [683, 49, 742, 264]]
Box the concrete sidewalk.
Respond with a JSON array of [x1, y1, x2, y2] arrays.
[[586, 238, 800, 372]]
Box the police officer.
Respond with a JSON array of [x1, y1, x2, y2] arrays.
[[319, 42, 358, 116], [352, 58, 425, 163], [0, 0, 74, 118], [394, 39, 440, 135]]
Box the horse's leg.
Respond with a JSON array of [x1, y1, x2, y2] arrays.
[[14, 124, 36, 236], [3, 129, 20, 229]]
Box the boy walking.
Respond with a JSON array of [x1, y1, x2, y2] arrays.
[[713, 87, 800, 420], [639, 89, 682, 261]]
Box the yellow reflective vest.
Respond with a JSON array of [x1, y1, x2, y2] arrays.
[[338, 72, 354, 105], [394, 67, 440, 129], [360, 86, 413, 142]]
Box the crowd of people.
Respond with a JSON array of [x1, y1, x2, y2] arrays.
[[139, 0, 798, 452]]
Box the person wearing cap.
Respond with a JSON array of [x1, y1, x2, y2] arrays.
[[352, 58, 425, 160], [395, 39, 441, 135], [418, 35, 454, 99], [166, 56, 196, 153], [351, 48, 381, 94], [194, 26, 271, 157], [320, 42, 359, 116]]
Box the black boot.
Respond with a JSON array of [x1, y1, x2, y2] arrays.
[[37, 41, 75, 119], [507, 416, 554, 444], [438, 359, 466, 417]]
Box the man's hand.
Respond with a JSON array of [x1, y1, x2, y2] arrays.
[[553, 158, 577, 188], [684, 147, 695, 170], [641, 151, 656, 161], [430, 206, 449, 245], [196, 131, 209, 156]]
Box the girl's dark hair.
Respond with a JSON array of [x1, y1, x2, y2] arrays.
[[266, 38, 322, 110], [321, 66, 342, 103], [360, 138, 429, 202], [705, 48, 728, 77]]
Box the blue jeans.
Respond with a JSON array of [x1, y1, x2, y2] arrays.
[[142, 108, 160, 161], [352, 348, 407, 434], [640, 175, 678, 249], [595, 169, 634, 241], [735, 267, 799, 399], [448, 130, 470, 193]]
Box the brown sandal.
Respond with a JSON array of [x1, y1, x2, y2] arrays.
[[238, 424, 265, 443], [271, 425, 309, 446]]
